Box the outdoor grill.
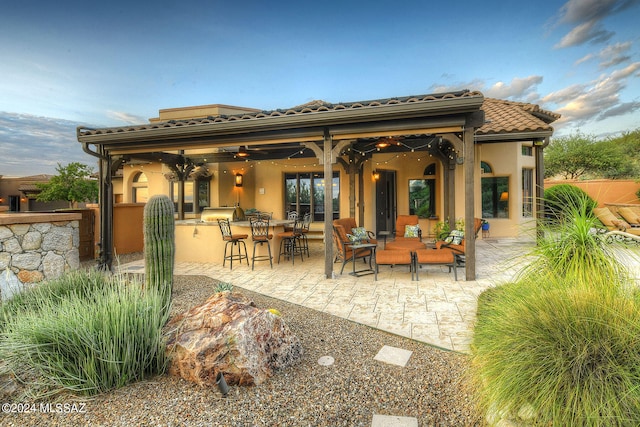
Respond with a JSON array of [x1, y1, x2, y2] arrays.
[[200, 207, 237, 222]]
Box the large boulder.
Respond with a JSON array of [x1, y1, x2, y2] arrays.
[[165, 291, 302, 386]]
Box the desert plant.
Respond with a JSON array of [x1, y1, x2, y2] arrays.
[[473, 280, 640, 426], [518, 194, 628, 288], [0, 271, 169, 397], [143, 194, 175, 314], [0, 269, 110, 332], [214, 282, 234, 293], [472, 196, 640, 426]]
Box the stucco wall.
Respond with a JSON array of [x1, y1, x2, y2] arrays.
[[0, 212, 81, 300], [545, 179, 640, 206]]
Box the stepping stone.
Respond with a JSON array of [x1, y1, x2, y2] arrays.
[[373, 345, 412, 367], [371, 414, 418, 427]]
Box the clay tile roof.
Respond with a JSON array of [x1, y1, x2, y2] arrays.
[[77, 90, 483, 137], [478, 98, 560, 136]]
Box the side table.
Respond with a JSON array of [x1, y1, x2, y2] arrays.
[[346, 242, 377, 277]]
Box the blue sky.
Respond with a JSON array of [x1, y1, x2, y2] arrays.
[[1, 0, 639, 176]]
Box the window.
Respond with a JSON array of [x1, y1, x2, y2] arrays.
[[480, 161, 492, 174], [521, 146, 533, 156], [132, 172, 148, 203], [409, 179, 436, 218], [285, 172, 339, 221], [170, 178, 211, 213], [171, 181, 194, 212], [481, 177, 509, 218], [522, 168, 534, 217]]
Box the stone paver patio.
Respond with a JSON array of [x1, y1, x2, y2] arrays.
[[118, 238, 640, 353]]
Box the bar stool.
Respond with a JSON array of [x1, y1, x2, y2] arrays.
[[298, 212, 311, 257], [250, 216, 273, 270], [217, 218, 248, 269], [277, 219, 304, 264]]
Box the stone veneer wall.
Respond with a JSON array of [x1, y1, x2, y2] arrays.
[[0, 212, 81, 300]]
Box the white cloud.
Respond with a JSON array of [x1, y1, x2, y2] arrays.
[[553, 0, 639, 48], [106, 111, 148, 125], [483, 76, 544, 100], [0, 112, 97, 177], [554, 20, 614, 48], [541, 62, 640, 127]]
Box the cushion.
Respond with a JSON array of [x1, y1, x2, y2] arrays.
[[404, 224, 420, 238], [611, 219, 631, 229], [346, 233, 361, 243], [618, 207, 640, 224], [351, 227, 369, 241], [450, 230, 464, 245]]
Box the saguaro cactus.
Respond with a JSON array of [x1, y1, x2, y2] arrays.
[[143, 194, 175, 311]]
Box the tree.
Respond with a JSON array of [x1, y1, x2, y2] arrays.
[[544, 131, 637, 179], [36, 162, 99, 208]]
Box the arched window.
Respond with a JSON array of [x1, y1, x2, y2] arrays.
[[132, 172, 148, 203], [423, 163, 436, 176], [481, 161, 493, 174]]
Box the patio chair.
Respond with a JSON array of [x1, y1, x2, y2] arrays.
[[593, 207, 640, 237], [217, 218, 249, 269], [617, 207, 640, 227], [332, 218, 377, 245], [332, 224, 374, 274], [394, 215, 422, 242], [434, 218, 483, 255], [250, 216, 273, 270]]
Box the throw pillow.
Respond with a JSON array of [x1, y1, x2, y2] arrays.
[[404, 224, 420, 238], [450, 230, 464, 245], [346, 233, 361, 243], [351, 227, 369, 241]]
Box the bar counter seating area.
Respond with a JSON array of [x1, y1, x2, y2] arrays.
[[175, 207, 304, 265]]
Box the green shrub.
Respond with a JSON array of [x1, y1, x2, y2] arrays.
[[473, 282, 640, 426], [0, 271, 169, 396], [0, 269, 110, 332], [472, 197, 640, 426], [544, 184, 597, 225]]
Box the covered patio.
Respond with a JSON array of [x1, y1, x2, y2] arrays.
[[78, 90, 558, 282]]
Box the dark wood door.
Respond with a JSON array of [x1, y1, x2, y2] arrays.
[[375, 170, 396, 235]]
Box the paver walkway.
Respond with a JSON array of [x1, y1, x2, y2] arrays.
[[118, 238, 640, 353]]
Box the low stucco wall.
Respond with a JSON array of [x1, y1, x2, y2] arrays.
[[0, 212, 81, 300]]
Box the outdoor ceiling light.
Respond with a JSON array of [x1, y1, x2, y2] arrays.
[[236, 147, 249, 157], [375, 138, 392, 149], [235, 173, 243, 187]]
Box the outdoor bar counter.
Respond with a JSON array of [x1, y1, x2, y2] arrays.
[[175, 208, 291, 264]]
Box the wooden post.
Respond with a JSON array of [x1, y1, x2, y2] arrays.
[[324, 129, 334, 279], [463, 126, 476, 280]]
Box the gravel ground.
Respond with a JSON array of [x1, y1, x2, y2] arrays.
[[0, 254, 482, 426]]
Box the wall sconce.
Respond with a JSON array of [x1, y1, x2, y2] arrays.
[[235, 173, 243, 187], [372, 170, 380, 181], [499, 191, 509, 202]]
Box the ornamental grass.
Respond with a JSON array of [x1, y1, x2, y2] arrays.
[[472, 196, 640, 426], [0, 270, 169, 397]]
